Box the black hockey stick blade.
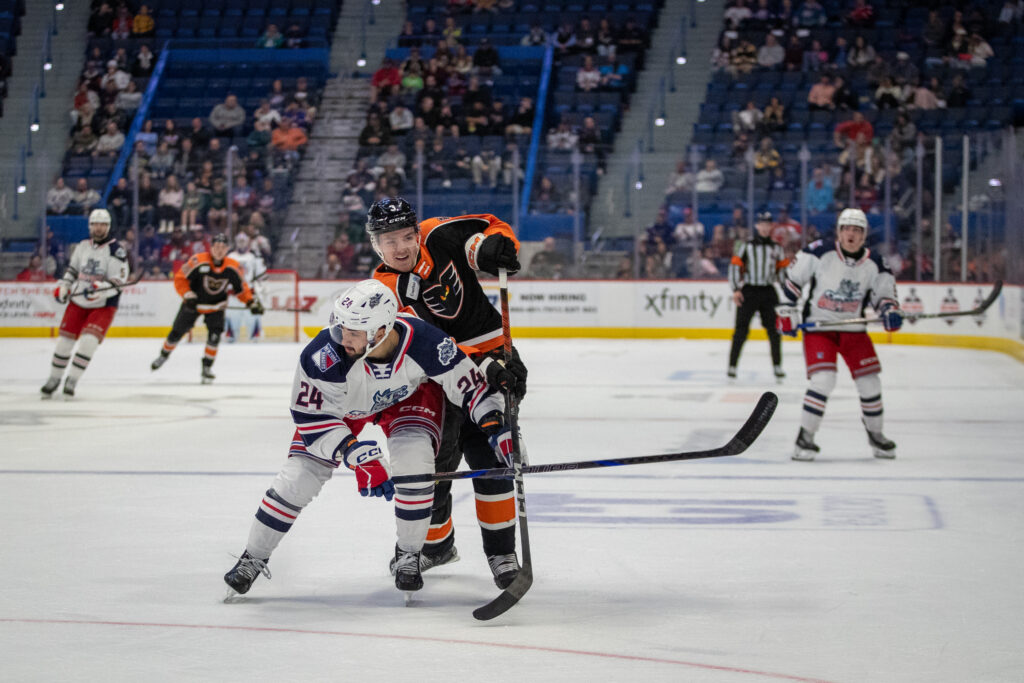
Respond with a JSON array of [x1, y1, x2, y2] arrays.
[[472, 565, 533, 621], [392, 392, 779, 485]]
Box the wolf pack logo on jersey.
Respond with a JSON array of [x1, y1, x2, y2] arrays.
[[371, 385, 409, 412], [202, 274, 230, 295], [817, 278, 863, 313], [940, 288, 959, 327], [421, 262, 464, 319], [901, 288, 924, 325], [84, 257, 103, 276], [437, 336, 457, 366], [315, 343, 342, 372]]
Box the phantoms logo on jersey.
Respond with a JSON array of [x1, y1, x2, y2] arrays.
[[371, 386, 409, 412], [437, 336, 457, 365], [817, 279, 863, 313], [315, 343, 341, 372]]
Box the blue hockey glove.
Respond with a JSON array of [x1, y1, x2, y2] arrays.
[[878, 300, 903, 332], [340, 436, 393, 501]]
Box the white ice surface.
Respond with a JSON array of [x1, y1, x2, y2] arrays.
[[1, 337, 1023, 683]]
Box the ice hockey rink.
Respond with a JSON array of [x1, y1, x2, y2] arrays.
[[2, 336, 1023, 683]]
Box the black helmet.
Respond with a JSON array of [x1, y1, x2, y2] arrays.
[[367, 197, 418, 235]]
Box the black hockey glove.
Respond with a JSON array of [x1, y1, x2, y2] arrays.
[[247, 298, 265, 316], [476, 234, 521, 275], [480, 351, 528, 400]]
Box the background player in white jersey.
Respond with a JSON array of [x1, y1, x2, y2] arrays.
[[225, 233, 267, 343], [41, 209, 130, 398], [776, 208, 903, 461], [223, 280, 517, 598]]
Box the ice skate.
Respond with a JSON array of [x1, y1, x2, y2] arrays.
[[201, 367, 216, 384], [866, 429, 896, 459], [792, 428, 819, 461], [487, 552, 521, 589], [774, 365, 786, 382], [389, 543, 459, 575], [150, 354, 167, 371], [40, 378, 61, 398], [727, 365, 737, 379], [223, 551, 270, 600], [393, 548, 423, 596], [62, 377, 77, 399]]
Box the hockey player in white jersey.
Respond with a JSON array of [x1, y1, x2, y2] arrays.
[[41, 209, 131, 398], [225, 233, 266, 342], [775, 208, 903, 461], [223, 279, 517, 598]]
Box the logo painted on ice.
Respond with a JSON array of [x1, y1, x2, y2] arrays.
[[437, 336, 457, 366], [371, 385, 409, 412], [315, 343, 341, 372]]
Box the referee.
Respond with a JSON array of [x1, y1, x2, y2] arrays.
[[727, 211, 788, 380]]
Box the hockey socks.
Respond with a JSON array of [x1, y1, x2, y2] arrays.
[[246, 456, 332, 560], [64, 334, 100, 384], [800, 370, 836, 434], [855, 374, 884, 433], [46, 336, 76, 382]]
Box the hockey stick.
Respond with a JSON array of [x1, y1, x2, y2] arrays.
[[471, 267, 533, 622], [392, 391, 779, 485], [798, 280, 1002, 331], [67, 272, 144, 299]]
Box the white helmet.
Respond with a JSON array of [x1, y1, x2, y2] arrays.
[[88, 208, 112, 240], [234, 232, 251, 250], [836, 207, 868, 231], [329, 279, 398, 356]]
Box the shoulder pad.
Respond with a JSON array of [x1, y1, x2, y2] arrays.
[[299, 329, 352, 378], [867, 249, 893, 274], [806, 240, 832, 257]]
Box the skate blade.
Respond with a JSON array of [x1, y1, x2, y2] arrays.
[[223, 587, 246, 603], [792, 449, 816, 462], [403, 591, 416, 606], [873, 449, 896, 460], [201, 378, 214, 385]]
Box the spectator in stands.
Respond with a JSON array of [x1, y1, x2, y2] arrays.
[[642, 240, 671, 279], [318, 253, 345, 279], [696, 159, 724, 193], [754, 137, 781, 173], [532, 176, 564, 213], [782, 34, 805, 72], [47, 178, 74, 216], [724, 0, 753, 29], [16, 255, 50, 282], [618, 18, 645, 52], [207, 178, 229, 231], [71, 124, 99, 156], [138, 173, 160, 229], [731, 132, 752, 164], [771, 207, 802, 248], [358, 112, 391, 149], [209, 94, 246, 138], [101, 60, 131, 92], [282, 101, 311, 131], [471, 148, 501, 188], [598, 54, 630, 91], [327, 233, 357, 274], [133, 5, 155, 37], [138, 225, 164, 269], [769, 165, 791, 191], [95, 101, 128, 138], [552, 22, 577, 55], [133, 44, 156, 78], [673, 207, 705, 256], [875, 77, 901, 110], [666, 160, 696, 196], [252, 99, 281, 129], [71, 178, 101, 216], [576, 55, 602, 92], [734, 100, 764, 134], [148, 141, 176, 178], [763, 96, 786, 133], [292, 77, 318, 112], [834, 111, 873, 148], [866, 54, 889, 90], [88, 3, 115, 36], [528, 237, 570, 279], [547, 121, 579, 151], [205, 138, 226, 172], [246, 120, 273, 156], [271, 118, 308, 164], [108, 177, 132, 229], [116, 80, 142, 116], [802, 39, 829, 72], [846, 35, 876, 69], [805, 167, 832, 215], [758, 33, 785, 70], [946, 74, 972, 108], [158, 176, 184, 231], [913, 77, 943, 110], [267, 79, 288, 111], [389, 103, 414, 135], [402, 47, 427, 77], [452, 45, 474, 78], [831, 76, 858, 111], [181, 181, 207, 230], [795, 0, 827, 27], [729, 39, 758, 76], [402, 63, 425, 93], [891, 52, 919, 87], [577, 115, 606, 172], [888, 113, 917, 156], [258, 24, 284, 49], [185, 117, 211, 150], [521, 22, 549, 47], [846, 0, 875, 27], [111, 5, 133, 40], [854, 173, 878, 213], [398, 22, 421, 48], [44, 228, 68, 275], [574, 17, 598, 54], [645, 207, 675, 246], [505, 97, 534, 136], [597, 18, 618, 58], [375, 144, 407, 175], [95, 121, 126, 157]]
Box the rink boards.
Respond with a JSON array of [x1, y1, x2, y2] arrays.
[[1, 279, 1021, 360]]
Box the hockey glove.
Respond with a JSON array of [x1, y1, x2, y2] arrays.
[[478, 410, 516, 467], [79, 281, 112, 301], [775, 305, 802, 337], [182, 291, 198, 311], [476, 234, 521, 275], [54, 280, 70, 304], [340, 436, 394, 501], [480, 355, 528, 400], [247, 298, 265, 316], [878, 300, 903, 332]]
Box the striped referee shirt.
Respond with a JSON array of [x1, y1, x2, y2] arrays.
[[729, 236, 788, 290]]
